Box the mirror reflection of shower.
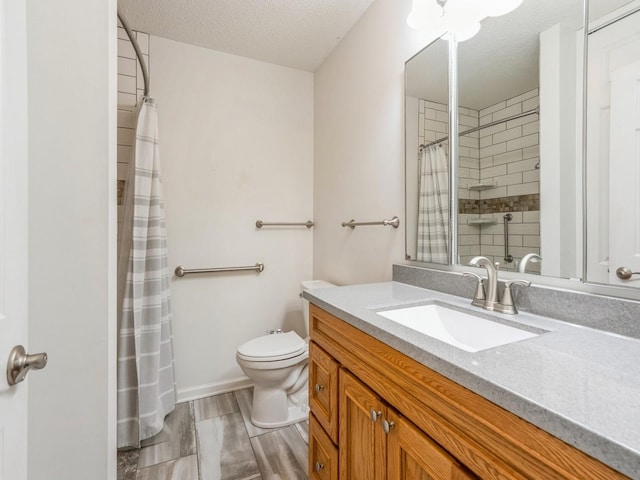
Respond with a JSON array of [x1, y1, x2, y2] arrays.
[[404, 37, 450, 264], [456, 93, 541, 274]]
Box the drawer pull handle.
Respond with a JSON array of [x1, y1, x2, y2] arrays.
[[314, 383, 324, 393], [315, 462, 325, 472], [370, 409, 382, 423], [382, 419, 395, 434]]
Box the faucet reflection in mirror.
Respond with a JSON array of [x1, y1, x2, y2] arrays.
[[407, 0, 524, 41], [519, 253, 541, 273]]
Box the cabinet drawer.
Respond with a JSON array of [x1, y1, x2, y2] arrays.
[[309, 341, 339, 443], [309, 413, 339, 480]]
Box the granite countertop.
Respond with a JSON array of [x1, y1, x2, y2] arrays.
[[304, 281, 640, 479]]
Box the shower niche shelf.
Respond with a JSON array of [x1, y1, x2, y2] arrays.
[[468, 183, 497, 191], [468, 218, 498, 226]]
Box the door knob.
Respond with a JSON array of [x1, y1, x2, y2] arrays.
[[615, 266, 640, 280], [6, 345, 48, 386], [370, 409, 382, 423]]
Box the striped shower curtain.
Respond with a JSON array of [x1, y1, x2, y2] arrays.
[[416, 144, 449, 263], [117, 98, 176, 448]]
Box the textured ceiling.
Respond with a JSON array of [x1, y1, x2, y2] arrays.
[[118, 0, 376, 72]]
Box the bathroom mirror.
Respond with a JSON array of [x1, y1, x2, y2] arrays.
[[585, 0, 640, 289], [405, 37, 449, 264], [405, 0, 585, 278], [456, 0, 584, 278]]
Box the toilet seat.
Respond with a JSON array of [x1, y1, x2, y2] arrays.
[[237, 331, 306, 362]]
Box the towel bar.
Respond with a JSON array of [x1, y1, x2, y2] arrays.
[[256, 220, 314, 228], [175, 263, 264, 277], [342, 216, 400, 229]]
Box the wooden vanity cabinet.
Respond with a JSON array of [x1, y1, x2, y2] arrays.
[[309, 413, 339, 480], [340, 368, 475, 479], [308, 304, 627, 480], [386, 408, 476, 480], [339, 368, 386, 479], [309, 341, 339, 443]]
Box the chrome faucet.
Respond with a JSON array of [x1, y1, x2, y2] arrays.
[[468, 256, 500, 310], [467, 256, 530, 314]]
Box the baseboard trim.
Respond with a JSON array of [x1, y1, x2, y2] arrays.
[[176, 376, 254, 403]]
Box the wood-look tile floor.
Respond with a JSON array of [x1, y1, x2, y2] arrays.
[[118, 388, 309, 480]]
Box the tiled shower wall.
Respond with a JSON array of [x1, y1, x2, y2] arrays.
[[417, 100, 480, 202], [419, 89, 541, 273], [473, 89, 540, 273], [457, 107, 481, 263], [117, 22, 150, 233]]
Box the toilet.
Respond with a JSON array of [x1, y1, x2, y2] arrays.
[[236, 280, 335, 428]]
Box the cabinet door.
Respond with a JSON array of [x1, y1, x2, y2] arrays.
[[339, 369, 386, 480], [386, 410, 477, 480], [310, 342, 340, 443], [309, 413, 339, 480]]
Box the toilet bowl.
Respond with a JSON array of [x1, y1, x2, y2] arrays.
[[236, 331, 309, 428], [236, 280, 335, 428]]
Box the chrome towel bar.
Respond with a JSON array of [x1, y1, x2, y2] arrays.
[[342, 216, 400, 229], [175, 263, 264, 277], [256, 220, 314, 228]]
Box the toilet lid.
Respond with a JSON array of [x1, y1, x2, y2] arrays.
[[237, 331, 306, 360]]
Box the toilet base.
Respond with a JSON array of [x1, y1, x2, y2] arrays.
[[250, 385, 309, 428], [251, 403, 309, 429]]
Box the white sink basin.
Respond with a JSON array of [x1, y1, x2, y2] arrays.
[[376, 303, 539, 352]]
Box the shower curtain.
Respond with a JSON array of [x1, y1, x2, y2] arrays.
[[117, 97, 176, 448], [416, 144, 449, 263]]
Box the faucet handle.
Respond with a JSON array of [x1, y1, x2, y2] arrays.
[[463, 272, 486, 307], [498, 280, 531, 314], [463, 272, 482, 281]]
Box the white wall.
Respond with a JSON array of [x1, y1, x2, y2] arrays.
[[151, 36, 314, 400], [313, 0, 441, 284], [26, 0, 117, 478]]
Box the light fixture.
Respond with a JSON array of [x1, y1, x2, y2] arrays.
[[446, 19, 481, 42], [406, 0, 523, 42], [485, 0, 524, 17], [442, 0, 482, 42], [406, 0, 444, 31]]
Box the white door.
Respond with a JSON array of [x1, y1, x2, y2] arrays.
[[586, 8, 640, 284], [0, 0, 35, 478], [609, 59, 640, 287]]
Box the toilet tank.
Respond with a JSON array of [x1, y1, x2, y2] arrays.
[[300, 280, 335, 337]]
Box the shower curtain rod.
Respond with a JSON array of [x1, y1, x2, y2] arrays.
[[421, 107, 539, 150], [118, 11, 149, 97]]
